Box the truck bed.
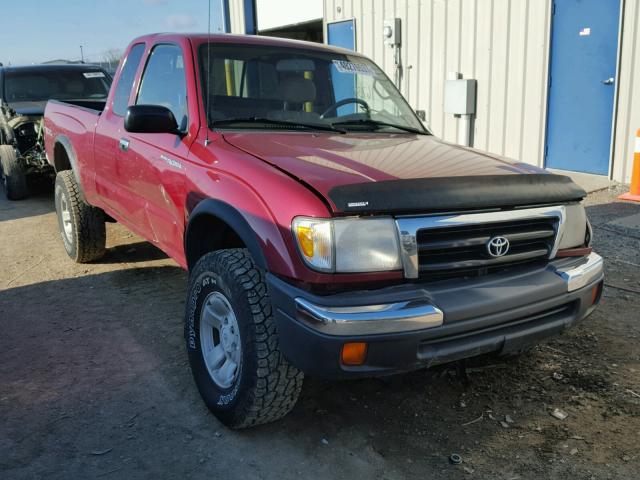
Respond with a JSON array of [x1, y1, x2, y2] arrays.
[[43, 99, 104, 188], [48, 98, 106, 114]]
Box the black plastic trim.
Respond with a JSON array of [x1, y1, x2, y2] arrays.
[[328, 174, 587, 214], [184, 197, 268, 271], [53, 135, 84, 194]]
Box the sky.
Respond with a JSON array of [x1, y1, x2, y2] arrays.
[[0, 0, 225, 65]]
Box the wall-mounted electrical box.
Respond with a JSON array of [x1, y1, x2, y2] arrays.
[[383, 18, 401, 47], [444, 79, 477, 115]]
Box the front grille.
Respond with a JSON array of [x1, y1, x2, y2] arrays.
[[417, 218, 558, 279]]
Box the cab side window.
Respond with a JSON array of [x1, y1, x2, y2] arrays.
[[136, 44, 188, 131], [112, 43, 145, 116]]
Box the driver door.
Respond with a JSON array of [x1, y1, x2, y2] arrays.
[[121, 43, 190, 259]]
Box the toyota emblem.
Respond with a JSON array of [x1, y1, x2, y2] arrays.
[[487, 236, 510, 257]]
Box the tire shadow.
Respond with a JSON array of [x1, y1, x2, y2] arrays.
[[101, 241, 169, 264], [0, 177, 54, 222]]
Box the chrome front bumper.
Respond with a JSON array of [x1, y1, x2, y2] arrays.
[[553, 252, 604, 292], [294, 253, 603, 336], [295, 297, 444, 335]]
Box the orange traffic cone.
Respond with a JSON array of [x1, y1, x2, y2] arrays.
[[619, 129, 640, 202]]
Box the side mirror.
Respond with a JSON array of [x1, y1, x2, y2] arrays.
[[124, 105, 180, 134]]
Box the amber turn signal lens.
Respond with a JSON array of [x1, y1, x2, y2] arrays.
[[296, 225, 315, 258], [341, 342, 367, 366]]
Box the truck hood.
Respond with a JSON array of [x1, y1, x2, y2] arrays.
[[223, 132, 586, 214], [7, 101, 46, 116]]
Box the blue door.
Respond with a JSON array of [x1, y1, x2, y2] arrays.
[[327, 20, 355, 50], [327, 20, 356, 115], [545, 0, 620, 175]]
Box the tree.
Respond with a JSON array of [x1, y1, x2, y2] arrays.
[[102, 48, 122, 70]]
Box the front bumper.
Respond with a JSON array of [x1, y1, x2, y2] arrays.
[[268, 253, 604, 379]]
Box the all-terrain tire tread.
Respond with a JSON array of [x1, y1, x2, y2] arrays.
[[192, 249, 304, 428], [56, 171, 106, 262]]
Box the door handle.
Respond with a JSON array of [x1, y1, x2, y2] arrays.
[[119, 138, 130, 152], [602, 77, 615, 85]]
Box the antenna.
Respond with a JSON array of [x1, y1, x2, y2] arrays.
[[204, 0, 212, 146]]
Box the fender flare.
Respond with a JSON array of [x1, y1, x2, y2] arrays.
[[53, 135, 82, 187], [185, 198, 268, 271]]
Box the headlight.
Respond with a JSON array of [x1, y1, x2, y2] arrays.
[[292, 216, 402, 273], [557, 203, 588, 250]]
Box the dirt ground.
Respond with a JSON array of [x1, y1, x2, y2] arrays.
[[1, 182, 639, 480]]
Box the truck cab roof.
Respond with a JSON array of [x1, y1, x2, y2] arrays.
[[129, 32, 360, 56]]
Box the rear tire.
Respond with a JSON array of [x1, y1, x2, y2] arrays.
[[185, 249, 304, 428], [0, 145, 28, 200], [54, 170, 106, 262]]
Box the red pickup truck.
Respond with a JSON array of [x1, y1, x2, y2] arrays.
[[44, 33, 604, 428]]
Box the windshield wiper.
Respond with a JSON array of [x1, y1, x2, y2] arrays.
[[211, 117, 346, 134], [331, 119, 425, 135]]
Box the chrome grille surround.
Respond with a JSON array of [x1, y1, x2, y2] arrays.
[[395, 206, 567, 279]]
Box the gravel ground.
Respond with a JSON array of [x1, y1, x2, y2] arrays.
[[1, 182, 639, 480]]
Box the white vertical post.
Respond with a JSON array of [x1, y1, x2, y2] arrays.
[[458, 115, 472, 147]]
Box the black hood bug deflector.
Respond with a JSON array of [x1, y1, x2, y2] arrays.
[[327, 174, 587, 214]]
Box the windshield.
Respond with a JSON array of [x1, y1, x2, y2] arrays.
[[3, 68, 111, 103], [199, 43, 427, 134]]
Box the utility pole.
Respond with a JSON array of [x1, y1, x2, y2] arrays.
[[80, 45, 84, 63]]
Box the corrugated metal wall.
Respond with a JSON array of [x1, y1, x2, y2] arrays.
[[228, 0, 246, 34], [324, 0, 552, 169], [613, 0, 640, 184]]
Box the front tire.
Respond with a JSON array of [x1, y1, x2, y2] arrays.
[[54, 170, 106, 262], [0, 145, 28, 200], [185, 249, 304, 428]]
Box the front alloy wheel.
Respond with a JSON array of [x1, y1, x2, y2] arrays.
[[200, 292, 242, 389], [185, 248, 304, 428]]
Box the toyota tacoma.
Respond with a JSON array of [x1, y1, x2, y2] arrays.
[[43, 34, 604, 428]]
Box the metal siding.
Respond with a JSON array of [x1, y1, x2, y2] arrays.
[[504, 0, 526, 160], [430, 0, 447, 136], [473, 0, 494, 152], [523, 0, 551, 167], [487, 0, 509, 155], [228, 0, 246, 34], [324, 0, 552, 170], [613, 0, 640, 183], [444, 0, 461, 141]]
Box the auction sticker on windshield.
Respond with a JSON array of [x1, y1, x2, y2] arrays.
[[332, 60, 377, 76], [83, 72, 106, 78]]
